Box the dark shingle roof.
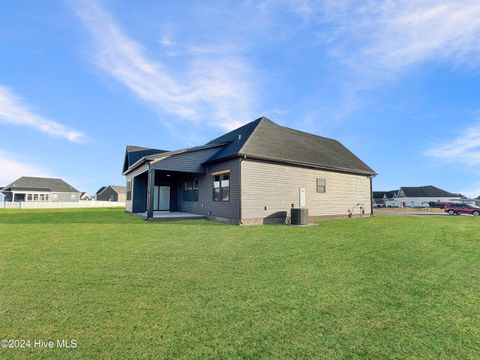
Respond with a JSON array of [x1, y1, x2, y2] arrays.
[[96, 186, 107, 195], [399, 186, 458, 198], [123, 145, 167, 173], [97, 185, 126, 195], [124, 117, 375, 176], [373, 190, 397, 199], [2, 177, 79, 193], [206, 117, 375, 175]]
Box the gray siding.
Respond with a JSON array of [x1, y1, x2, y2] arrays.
[[132, 172, 148, 213], [125, 165, 148, 212], [97, 187, 120, 202], [151, 147, 222, 174], [2, 191, 79, 202], [241, 159, 372, 221], [177, 158, 241, 222], [56, 192, 80, 202]]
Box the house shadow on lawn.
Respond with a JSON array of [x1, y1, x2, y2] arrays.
[[0, 208, 228, 225]]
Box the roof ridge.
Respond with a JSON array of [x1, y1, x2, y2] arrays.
[[237, 117, 266, 154]]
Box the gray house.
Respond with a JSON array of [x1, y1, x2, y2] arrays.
[[96, 185, 126, 202], [1, 177, 80, 202], [123, 117, 376, 224]]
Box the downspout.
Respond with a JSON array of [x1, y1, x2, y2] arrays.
[[370, 176, 374, 217], [238, 155, 245, 225]]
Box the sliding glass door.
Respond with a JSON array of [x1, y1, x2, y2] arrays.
[[153, 186, 170, 211]]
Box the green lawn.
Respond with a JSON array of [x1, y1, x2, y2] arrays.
[[1, 208, 479, 359]]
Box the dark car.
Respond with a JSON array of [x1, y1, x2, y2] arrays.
[[444, 203, 480, 216]]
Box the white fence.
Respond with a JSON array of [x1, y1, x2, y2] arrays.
[[1, 201, 125, 209]]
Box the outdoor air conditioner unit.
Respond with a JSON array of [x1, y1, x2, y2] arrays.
[[291, 208, 309, 225]]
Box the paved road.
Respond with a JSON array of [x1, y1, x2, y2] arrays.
[[374, 208, 449, 217]]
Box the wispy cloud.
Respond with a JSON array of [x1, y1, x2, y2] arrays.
[[253, 1, 480, 123], [426, 123, 480, 166], [69, 0, 257, 131], [0, 150, 51, 185], [296, 0, 480, 78], [0, 85, 85, 142]]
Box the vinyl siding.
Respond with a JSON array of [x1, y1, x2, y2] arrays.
[[56, 192, 80, 202], [2, 191, 80, 202], [241, 159, 372, 220], [177, 158, 241, 221], [125, 167, 148, 212], [131, 172, 148, 213]]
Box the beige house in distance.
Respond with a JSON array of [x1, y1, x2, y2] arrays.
[[122, 117, 376, 224]]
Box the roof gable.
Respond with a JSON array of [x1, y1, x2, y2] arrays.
[[97, 185, 126, 195], [96, 186, 107, 195], [110, 185, 126, 194], [123, 146, 167, 173]]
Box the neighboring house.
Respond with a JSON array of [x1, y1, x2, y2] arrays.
[[1, 177, 80, 202], [96, 185, 127, 202], [394, 186, 463, 208], [80, 192, 95, 201], [373, 190, 397, 207], [123, 117, 376, 224]]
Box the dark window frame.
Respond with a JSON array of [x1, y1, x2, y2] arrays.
[[212, 171, 230, 202], [183, 178, 199, 202]]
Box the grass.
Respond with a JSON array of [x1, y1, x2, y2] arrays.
[[0, 208, 479, 359]]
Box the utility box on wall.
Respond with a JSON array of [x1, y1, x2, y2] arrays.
[[291, 208, 309, 225], [299, 187, 306, 207]]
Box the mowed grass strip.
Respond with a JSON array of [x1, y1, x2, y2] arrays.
[[0, 208, 479, 359]]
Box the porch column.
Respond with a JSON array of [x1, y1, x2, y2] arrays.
[[12, 192, 15, 202], [146, 168, 155, 220]]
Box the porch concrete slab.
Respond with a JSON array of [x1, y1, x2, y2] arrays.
[[136, 211, 205, 220]]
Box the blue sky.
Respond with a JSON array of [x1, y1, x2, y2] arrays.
[[1, 0, 479, 196]]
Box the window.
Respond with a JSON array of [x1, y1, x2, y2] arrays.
[[316, 178, 326, 193], [45, 194, 49, 201], [126, 179, 132, 201], [183, 178, 199, 201], [40, 194, 45, 201], [213, 172, 230, 202], [33, 194, 39, 201], [27, 194, 33, 201]]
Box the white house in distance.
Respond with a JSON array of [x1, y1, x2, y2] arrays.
[[380, 185, 463, 208]]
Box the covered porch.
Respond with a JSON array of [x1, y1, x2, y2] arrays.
[[131, 168, 202, 220]]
